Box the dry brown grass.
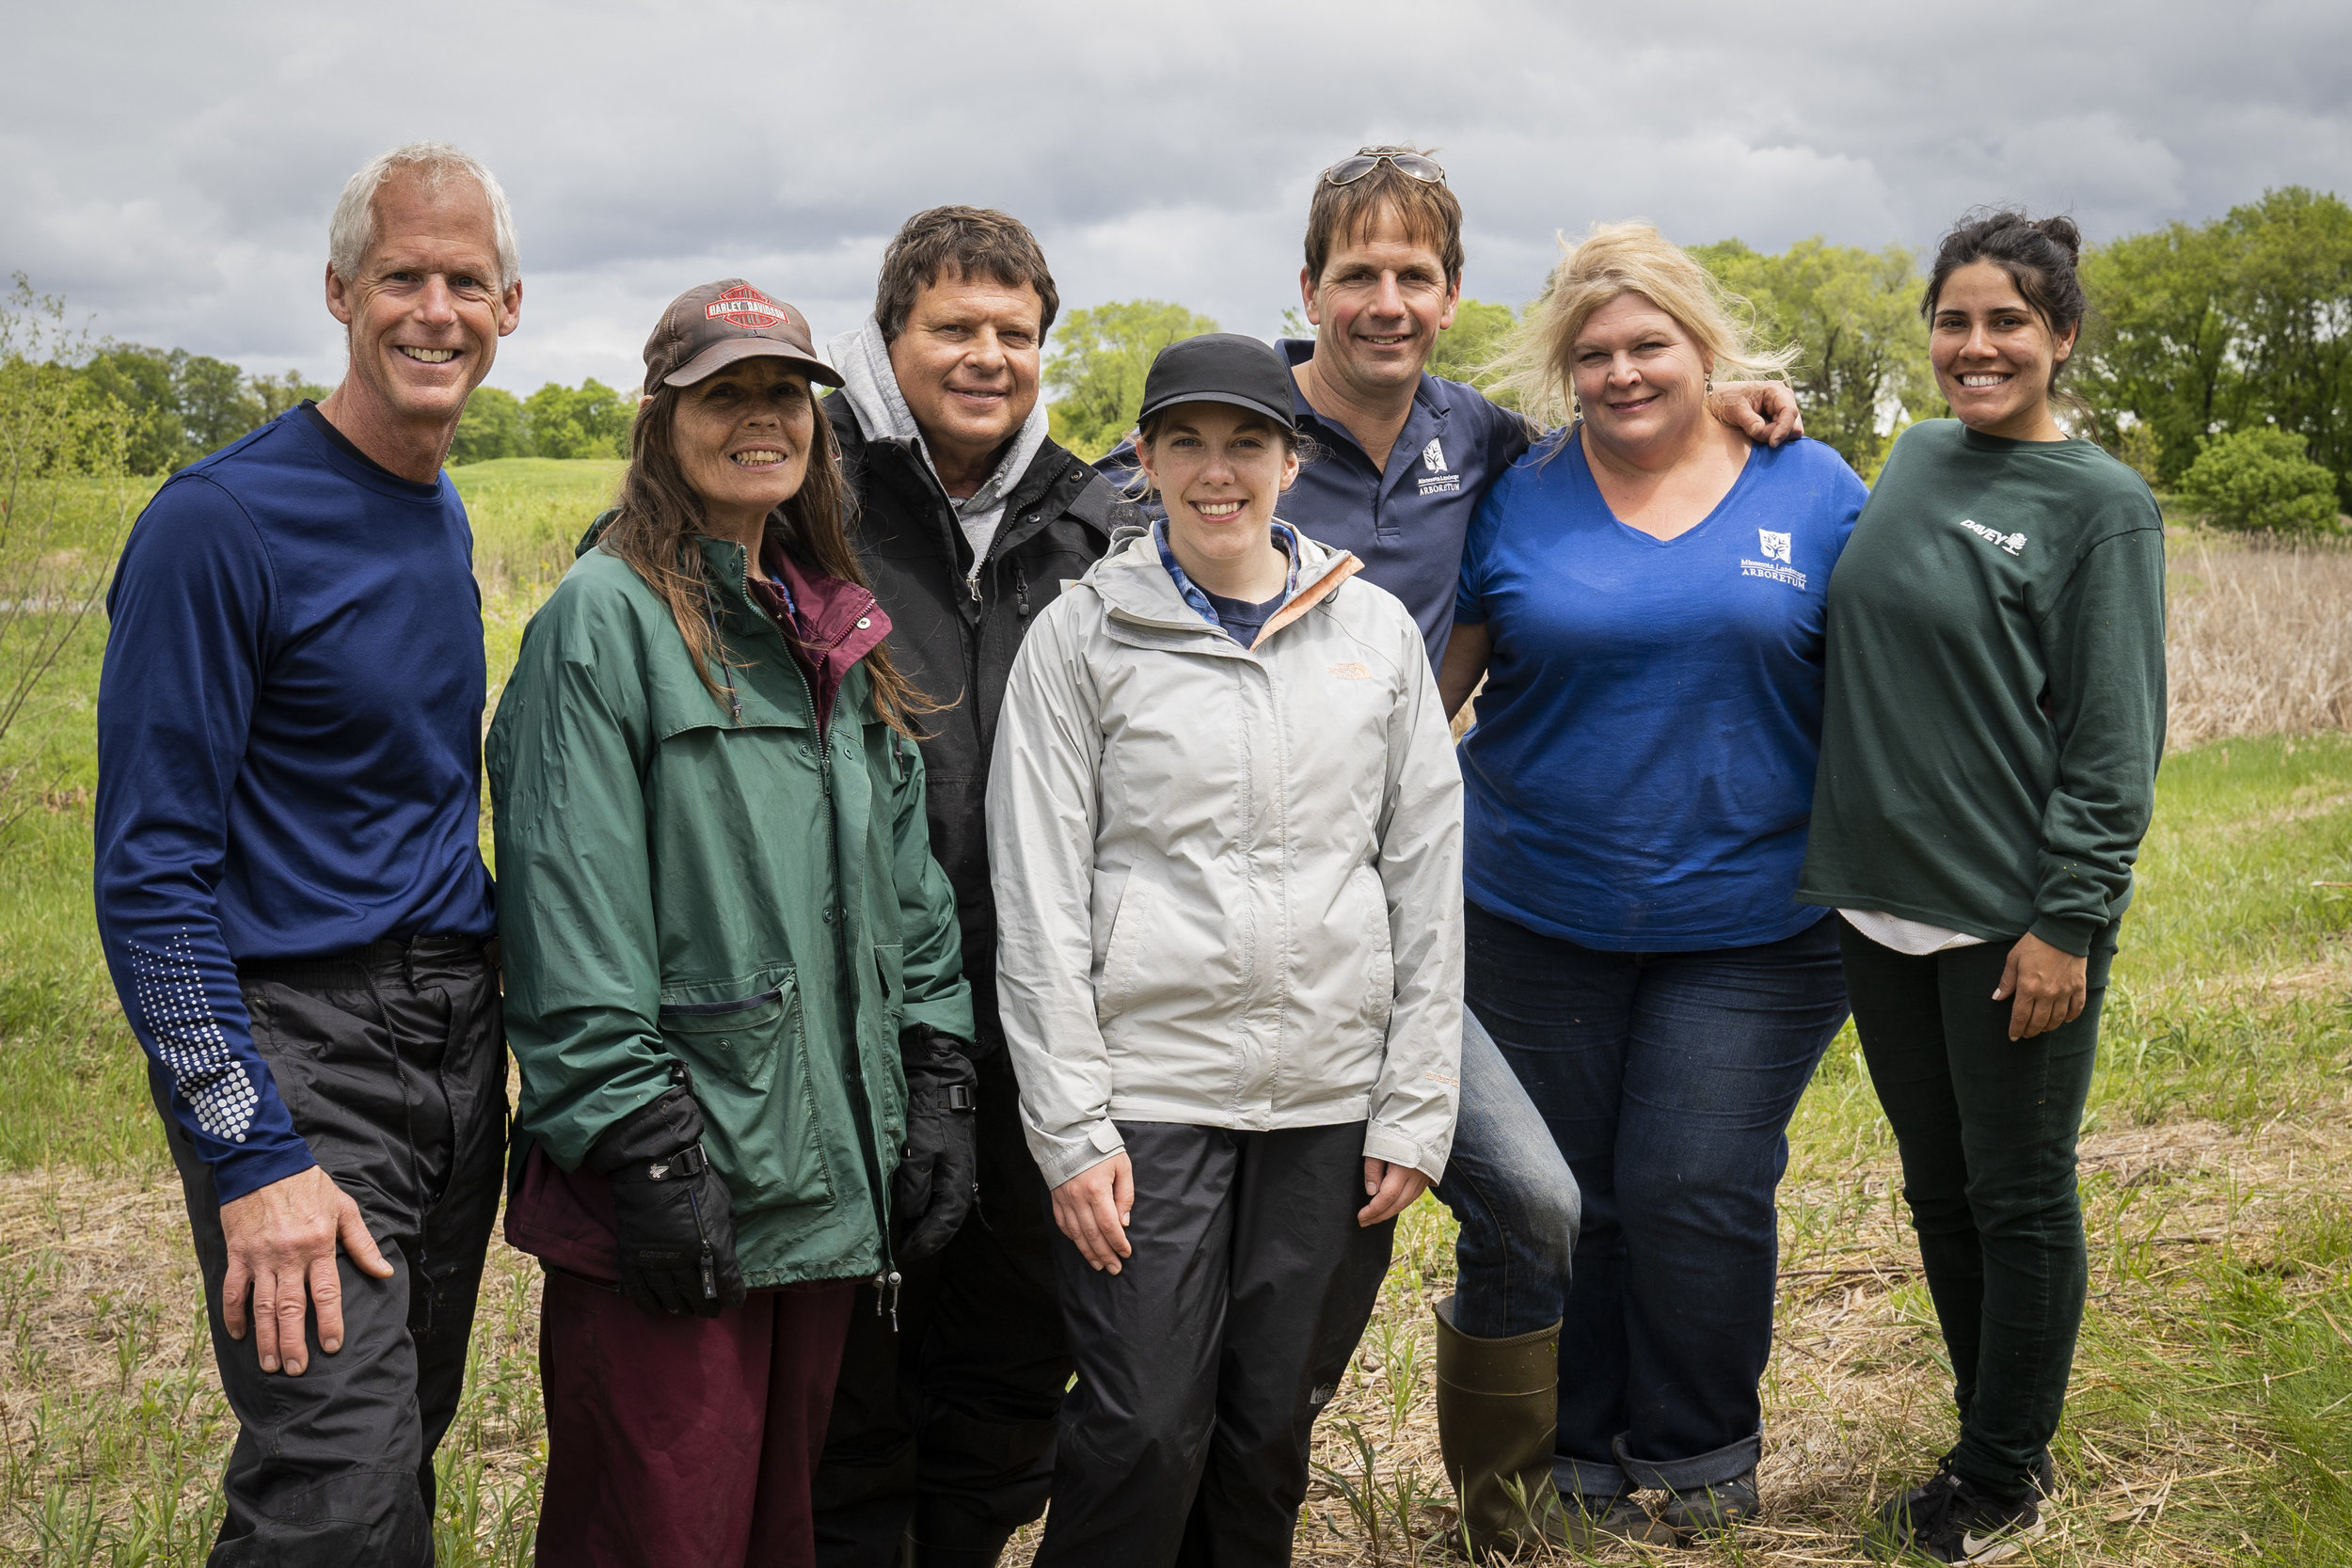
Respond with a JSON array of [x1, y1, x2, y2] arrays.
[[2167, 535, 2352, 749]]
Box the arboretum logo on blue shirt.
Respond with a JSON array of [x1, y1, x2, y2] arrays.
[[1957, 516, 2029, 556], [1740, 528, 1806, 589], [1417, 437, 1459, 497]]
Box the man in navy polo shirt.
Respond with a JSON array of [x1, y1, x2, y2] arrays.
[[1102, 145, 1803, 1555]]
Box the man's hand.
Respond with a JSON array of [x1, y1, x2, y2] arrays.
[[219, 1165, 394, 1375], [1051, 1152, 1134, 1275], [1708, 381, 1804, 447], [1359, 1158, 1430, 1227], [1993, 933, 2090, 1041]]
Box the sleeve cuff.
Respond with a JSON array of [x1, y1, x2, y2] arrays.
[[1364, 1123, 1444, 1186], [209, 1140, 321, 1206], [1029, 1117, 1126, 1190], [2028, 913, 2098, 958]]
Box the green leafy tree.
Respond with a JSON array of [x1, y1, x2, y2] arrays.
[[1427, 299, 1518, 406], [1692, 237, 1930, 475], [523, 378, 632, 460], [77, 346, 185, 474], [2225, 187, 2352, 500], [2078, 220, 2247, 488], [2178, 427, 2341, 536], [2081, 187, 2352, 506], [249, 369, 332, 421], [450, 385, 530, 465], [1044, 300, 1219, 461], [175, 353, 265, 456]]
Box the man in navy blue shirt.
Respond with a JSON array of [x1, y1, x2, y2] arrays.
[[94, 141, 521, 1565], [1104, 146, 1803, 1556]]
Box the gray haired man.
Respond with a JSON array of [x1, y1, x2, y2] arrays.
[[94, 141, 521, 1563]]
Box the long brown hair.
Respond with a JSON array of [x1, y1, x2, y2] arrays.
[[599, 380, 938, 737]]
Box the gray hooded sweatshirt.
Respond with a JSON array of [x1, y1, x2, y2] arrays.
[[829, 316, 1051, 587]]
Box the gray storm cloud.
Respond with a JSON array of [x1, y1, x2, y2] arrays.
[[5, 0, 2347, 394]]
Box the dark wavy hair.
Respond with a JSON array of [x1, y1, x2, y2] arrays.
[[597, 380, 937, 737], [1923, 209, 2090, 403]]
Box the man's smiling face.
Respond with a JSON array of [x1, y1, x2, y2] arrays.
[[325, 168, 520, 431], [1301, 203, 1460, 404], [885, 269, 1043, 477]]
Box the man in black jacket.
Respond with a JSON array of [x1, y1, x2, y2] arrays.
[[814, 205, 1135, 1568]]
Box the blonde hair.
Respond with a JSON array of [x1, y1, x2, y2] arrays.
[[1493, 221, 1794, 430]]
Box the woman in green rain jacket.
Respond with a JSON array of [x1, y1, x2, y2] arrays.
[[488, 279, 974, 1568]]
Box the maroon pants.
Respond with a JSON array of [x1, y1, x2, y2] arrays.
[[537, 1272, 859, 1567]]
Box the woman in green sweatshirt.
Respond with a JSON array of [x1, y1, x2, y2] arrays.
[[1799, 212, 2165, 1566]]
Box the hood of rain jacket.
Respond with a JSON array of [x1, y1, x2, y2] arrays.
[[985, 523, 1465, 1190]]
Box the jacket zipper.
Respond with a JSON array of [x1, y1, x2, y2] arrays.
[[734, 549, 902, 1322]]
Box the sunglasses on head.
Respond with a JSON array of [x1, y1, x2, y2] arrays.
[[1321, 152, 1447, 187]]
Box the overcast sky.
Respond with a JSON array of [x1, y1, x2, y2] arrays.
[[8, 1, 2349, 396]]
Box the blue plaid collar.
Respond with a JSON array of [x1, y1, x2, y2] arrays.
[[1152, 519, 1303, 641]]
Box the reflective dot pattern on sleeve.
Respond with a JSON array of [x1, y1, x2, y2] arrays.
[[126, 930, 261, 1145]]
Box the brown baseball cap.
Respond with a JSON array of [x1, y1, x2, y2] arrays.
[[642, 278, 843, 390]]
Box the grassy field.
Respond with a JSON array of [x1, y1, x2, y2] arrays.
[[0, 461, 2346, 1563]]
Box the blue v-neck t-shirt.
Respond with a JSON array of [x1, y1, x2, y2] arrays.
[[1454, 430, 1867, 951]]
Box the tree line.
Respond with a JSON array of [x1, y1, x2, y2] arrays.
[[13, 184, 2348, 531], [1043, 186, 2351, 533]]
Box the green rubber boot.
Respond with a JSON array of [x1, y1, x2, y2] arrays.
[[1433, 1295, 1574, 1557]]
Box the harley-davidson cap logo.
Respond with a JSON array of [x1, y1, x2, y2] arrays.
[[707, 285, 789, 330]]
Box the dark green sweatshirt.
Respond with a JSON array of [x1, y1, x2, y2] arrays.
[[1798, 420, 2166, 957]]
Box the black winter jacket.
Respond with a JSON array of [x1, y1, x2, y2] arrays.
[[830, 395, 1131, 1047]]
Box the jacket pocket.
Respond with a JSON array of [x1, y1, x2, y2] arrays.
[[1091, 870, 1149, 1024], [658, 974, 835, 1213]]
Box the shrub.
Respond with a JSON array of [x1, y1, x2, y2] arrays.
[[2180, 428, 2342, 536]]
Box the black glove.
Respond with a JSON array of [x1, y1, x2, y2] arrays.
[[893, 1025, 978, 1263], [585, 1080, 747, 1318]]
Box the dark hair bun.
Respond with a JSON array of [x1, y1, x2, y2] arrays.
[[2031, 214, 2084, 263]]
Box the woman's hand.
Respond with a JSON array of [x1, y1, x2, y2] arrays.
[[1051, 1152, 1135, 1274], [1993, 932, 2090, 1040], [1359, 1158, 1430, 1227]]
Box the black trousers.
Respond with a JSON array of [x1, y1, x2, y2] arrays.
[[154, 937, 506, 1567], [1035, 1121, 1395, 1568], [1837, 919, 2115, 1501], [814, 1052, 1073, 1565]]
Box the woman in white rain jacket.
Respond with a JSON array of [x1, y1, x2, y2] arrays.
[[986, 333, 1463, 1565]]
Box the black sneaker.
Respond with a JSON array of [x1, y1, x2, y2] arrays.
[[1874, 1461, 2045, 1563]]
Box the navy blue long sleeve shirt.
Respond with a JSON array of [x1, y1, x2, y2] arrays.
[[94, 405, 496, 1202]]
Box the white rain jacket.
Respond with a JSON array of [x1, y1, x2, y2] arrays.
[[986, 523, 1464, 1190]]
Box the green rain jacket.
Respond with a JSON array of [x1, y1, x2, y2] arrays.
[[487, 525, 974, 1289]]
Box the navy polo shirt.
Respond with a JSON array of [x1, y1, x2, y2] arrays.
[[1099, 337, 1531, 667]]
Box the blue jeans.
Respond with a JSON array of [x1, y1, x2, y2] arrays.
[[1434, 1005, 1581, 1338], [1466, 903, 1848, 1497]]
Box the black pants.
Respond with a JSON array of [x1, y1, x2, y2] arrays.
[[814, 1052, 1073, 1565], [1035, 1121, 1395, 1568], [1837, 918, 2116, 1501], [154, 938, 506, 1567]]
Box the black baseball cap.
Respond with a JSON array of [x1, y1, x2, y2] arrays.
[[1136, 334, 1297, 431], [643, 278, 843, 390]]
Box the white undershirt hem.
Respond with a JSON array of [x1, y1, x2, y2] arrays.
[[1838, 909, 1990, 956]]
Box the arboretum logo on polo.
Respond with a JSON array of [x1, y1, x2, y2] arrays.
[[1757, 529, 1793, 563], [707, 286, 790, 330], [1957, 516, 2028, 556], [1417, 437, 1459, 497]]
